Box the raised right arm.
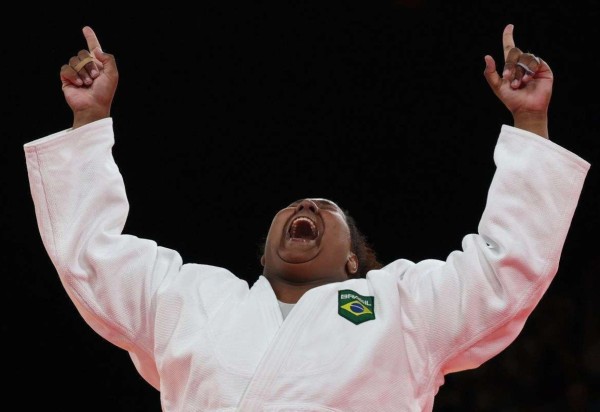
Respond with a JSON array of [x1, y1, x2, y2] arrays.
[[23, 27, 174, 389]]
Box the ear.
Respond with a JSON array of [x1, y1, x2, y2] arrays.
[[345, 253, 358, 275], [260, 255, 265, 267]]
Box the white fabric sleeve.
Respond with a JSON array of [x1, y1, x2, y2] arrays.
[[390, 125, 590, 376], [24, 118, 180, 388]]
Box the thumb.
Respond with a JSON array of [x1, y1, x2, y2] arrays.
[[91, 47, 105, 61], [91, 47, 118, 76], [483, 54, 501, 93]]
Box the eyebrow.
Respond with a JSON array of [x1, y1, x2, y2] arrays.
[[313, 198, 338, 206], [288, 199, 341, 209]]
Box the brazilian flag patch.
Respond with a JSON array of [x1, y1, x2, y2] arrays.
[[338, 289, 375, 325]]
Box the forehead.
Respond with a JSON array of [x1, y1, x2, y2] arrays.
[[287, 198, 344, 212]]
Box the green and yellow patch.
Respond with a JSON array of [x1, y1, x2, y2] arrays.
[[338, 289, 375, 325]]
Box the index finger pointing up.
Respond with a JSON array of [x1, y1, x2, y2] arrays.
[[503, 24, 515, 60], [82, 26, 102, 53]]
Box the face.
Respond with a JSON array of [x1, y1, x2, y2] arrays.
[[261, 198, 358, 284]]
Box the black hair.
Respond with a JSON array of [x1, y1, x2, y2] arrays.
[[343, 209, 383, 278]]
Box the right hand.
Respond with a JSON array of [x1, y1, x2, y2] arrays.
[[60, 26, 118, 129]]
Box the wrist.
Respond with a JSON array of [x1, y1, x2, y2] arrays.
[[73, 109, 110, 129], [512, 111, 549, 139]]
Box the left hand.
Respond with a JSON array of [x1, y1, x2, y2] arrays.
[[483, 24, 553, 136]]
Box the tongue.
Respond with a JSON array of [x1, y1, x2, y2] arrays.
[[291, 221, 316, 239]]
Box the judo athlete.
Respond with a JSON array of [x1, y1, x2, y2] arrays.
[[24, 23, 590, 411]]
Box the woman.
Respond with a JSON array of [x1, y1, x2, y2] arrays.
[[23, 24, 590, 411]]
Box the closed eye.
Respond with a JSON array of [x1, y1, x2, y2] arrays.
[[287, 198, 340, 211]]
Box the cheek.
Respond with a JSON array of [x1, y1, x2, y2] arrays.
[[325, 220, 352, 252], [265, 211, 290, 243]]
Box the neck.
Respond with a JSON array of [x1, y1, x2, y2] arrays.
[[265, 274, 344, 303]]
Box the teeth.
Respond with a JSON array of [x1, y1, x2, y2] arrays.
[[289, 216, 318, 239]]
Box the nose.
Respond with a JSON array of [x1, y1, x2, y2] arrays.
[[295, 199, 319, 214]]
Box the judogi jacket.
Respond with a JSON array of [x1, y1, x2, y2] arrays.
[[24, 119, 590, 411]]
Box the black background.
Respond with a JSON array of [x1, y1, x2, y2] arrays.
[[4, 1, 599, 411]]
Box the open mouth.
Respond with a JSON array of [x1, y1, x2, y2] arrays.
[[288, 216, 319, 240]]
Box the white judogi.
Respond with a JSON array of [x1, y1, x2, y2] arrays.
[[24, 119, 589, 411]]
